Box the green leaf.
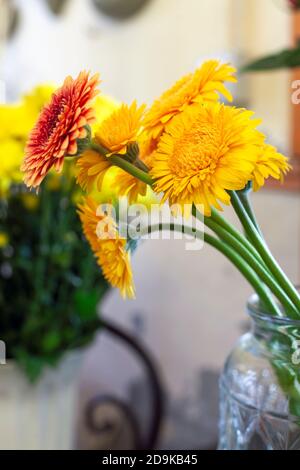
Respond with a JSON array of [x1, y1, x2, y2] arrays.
[[13, 349, 60, 383], [290, 398, 300, 419], [74, 289, 99, 320], [41, 330, 61, 353], [0, 174, 109, 381], [242, 46, 300, 72]]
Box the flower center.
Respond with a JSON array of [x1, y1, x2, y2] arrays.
[[170, 122, 226, 178], [38, 99, 66, 145]]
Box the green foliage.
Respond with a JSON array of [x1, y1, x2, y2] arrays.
[[242, 46, 300, 72], [0, 172, 109, 381]]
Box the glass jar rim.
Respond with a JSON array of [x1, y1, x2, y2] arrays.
[[247, 289, 300, 327]]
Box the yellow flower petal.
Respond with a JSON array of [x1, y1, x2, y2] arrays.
[[78, 196, 135, 299], [143, 60, 237, 143], [251, 144, 291, 191], [95, 101, 146, 154], [76, 150, 111, 192], [150, 102, 263, 216]]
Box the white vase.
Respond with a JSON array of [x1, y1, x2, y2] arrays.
[[0, 350, 83, 450]]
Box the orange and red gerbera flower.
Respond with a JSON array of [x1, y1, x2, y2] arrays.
[[22, 71, 100, 189]]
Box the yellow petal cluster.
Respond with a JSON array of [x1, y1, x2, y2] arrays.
[[150, 102, 265, 216], [92, 94, 121, 133], [76, 101, 147, 195], [143, 60, 236, 142], [95, 101, 146, 154], [78, 196, 135, 299], [113, 168, 148, 203], [252, 144, 291, 191], [77, 149, 111, 193]]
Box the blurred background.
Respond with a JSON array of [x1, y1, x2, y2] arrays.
[[0, 0, 299, 450]]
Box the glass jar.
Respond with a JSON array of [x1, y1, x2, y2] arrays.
[[219, 294, 300, 450]]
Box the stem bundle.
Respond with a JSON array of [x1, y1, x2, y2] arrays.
[[91, 144, 300, 320]]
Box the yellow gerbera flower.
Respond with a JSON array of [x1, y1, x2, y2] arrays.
[[76, 95, 122, 192], [78, 197, 135, 299], [113, 168, 148, 203], [78, 196, 115, 250], [97, 239, 135, 299], [78, 196, 100, 251], [150, 102, 264, 216], [252, 144, 291, 191], [77, 101, 146, 193], [143, 60, 236, 141], [95, 100, 146, 154], [76, 149, 111, 192], [111, 133, 154, 203]]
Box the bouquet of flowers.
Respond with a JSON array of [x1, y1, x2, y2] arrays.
[[21, 64, 300, 415], [0, 85, 112, 380]]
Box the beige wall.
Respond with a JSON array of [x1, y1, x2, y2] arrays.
[[244, 0, 291, 153]]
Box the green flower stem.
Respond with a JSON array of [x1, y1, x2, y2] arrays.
[[229, 190, 300, 315], [90, 142, 154, 186], [135, 158, 150, 173], [237, 190, 262, 236], [204, 234, 281, 316], [28, 188, 51, 321], [89, 140, 298, 317], [110, 155, 154, 186], [90, 142, 109, 156], [204, 217, 298, 318], [140, 223, 281, 316], [201, 206, 266, 267]]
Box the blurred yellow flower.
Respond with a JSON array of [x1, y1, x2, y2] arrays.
[[93, 94, 120, 132], [143, 60, 236, 141], [0, 105, 27, 141], [95, 101, 146, 154], [252, 144, 291, 191], [0, 139, 24, 194], [46, 174, 63, 192], [0, 84, 55, 196], [22, 84, 56, 128], [21, 193, 39, 211], [78, 196, 135, 299], [150, 102, 264, 216], [0, 232, 9, 248]]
